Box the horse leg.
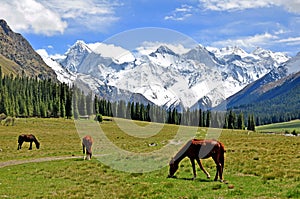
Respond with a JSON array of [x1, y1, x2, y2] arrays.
[[17, 141, 23, 150], [212, 155, 223, 182], [29, 142, 32, 150], [190, 158, 197, 180], [196, 158, 210, 179], [82, 145, 86, 160], [219, 154, 225, 181]]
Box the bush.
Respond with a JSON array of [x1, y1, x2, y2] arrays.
[[291, 130, 298, 136], [0, 113, 6, 121], [1, 116, 15, 126], [95, 114, 103, 123]]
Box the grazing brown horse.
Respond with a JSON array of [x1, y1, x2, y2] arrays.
[[168, 139, 225, 182], [82, 135, 93, 160], [17, 134, 40, 150]]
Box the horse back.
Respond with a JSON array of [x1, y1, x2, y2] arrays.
[[18, 134, 35, 142], [82, 135, 93, 148], [189, 139, 225, 159]]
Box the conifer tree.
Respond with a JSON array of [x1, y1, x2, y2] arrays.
[[237, 112, 245, 129]]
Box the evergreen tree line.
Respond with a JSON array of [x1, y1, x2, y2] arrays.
[[91, 96, 256, 130], [93, 97, 167, 123], [0, 67, 72, 118], [230, 83, 300, 126]]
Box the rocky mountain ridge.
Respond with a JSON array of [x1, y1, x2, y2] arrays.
[[0, 19, 57, 80]]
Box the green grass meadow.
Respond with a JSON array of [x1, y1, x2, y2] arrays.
[[0, 118, 299, 198], [256, 119, 300, 134]]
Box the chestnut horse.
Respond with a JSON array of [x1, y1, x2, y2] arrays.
[[168, 139, 225, 182], [82, 135, 93, 160], [17, 134, 40, 150]]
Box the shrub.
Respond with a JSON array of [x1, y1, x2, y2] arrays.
[[95, 114, 103, 123], [0, 113, 6, 121], [1, 116, 15, 126], [291, 130, 298, 136]]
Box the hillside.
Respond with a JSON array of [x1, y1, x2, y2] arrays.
[[0, 19, 57, 80], [256, 119, 300, 133], [228, 71, 300, 124]]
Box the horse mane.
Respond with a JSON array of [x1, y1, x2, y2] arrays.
[[172, 140, 193, 163]]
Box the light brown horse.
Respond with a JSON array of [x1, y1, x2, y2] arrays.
[[168, 139, 225, 182], [17, 134, 40, 150], [82, 135, 93, 160]]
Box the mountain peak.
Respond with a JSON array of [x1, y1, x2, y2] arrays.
[[222, 46, 248, 56], [0, 19, 12, 35], [252, 47, 290, 63], [66, 40, 91, 54], [155, 45, 176, 55], [252, 47, 271, 56]]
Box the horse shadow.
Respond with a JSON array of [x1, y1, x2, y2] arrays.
[[170, 176, 211, 182]]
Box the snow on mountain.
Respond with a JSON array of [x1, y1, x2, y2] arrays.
[[46, 40, 292, 109], [36, 49, 76, 84], [283, 52, 300, 74], [148, 45, 179, 67]]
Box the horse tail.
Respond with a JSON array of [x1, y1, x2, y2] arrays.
[[219, 142, 225, 170]]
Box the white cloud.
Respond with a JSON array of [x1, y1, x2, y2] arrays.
[[88, 42, 135, 63], [164, 4, 193, 21], [0, 0, 67, 35], [211, 32, 278, 51], [41, 0, 120, 32], [199, 0, 300, 13], [136, 41, 191, 55], [0, 0, 120, 36], [276, 37, 300, 46]]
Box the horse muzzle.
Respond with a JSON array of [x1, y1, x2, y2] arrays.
[[167, 174, 174, 178]]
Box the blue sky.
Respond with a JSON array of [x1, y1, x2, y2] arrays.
[[1, 0, 300, 56]]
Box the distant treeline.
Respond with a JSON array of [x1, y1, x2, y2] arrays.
[[92, 98, 256, 131]]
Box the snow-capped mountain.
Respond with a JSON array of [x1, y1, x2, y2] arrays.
[[40, 40, 293, 110], [222, 52, 300, 109]]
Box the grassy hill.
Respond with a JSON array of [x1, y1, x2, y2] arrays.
[[0, 118, 299, 198], [0, 54, 19, 76], [256, 119, 300, 134]]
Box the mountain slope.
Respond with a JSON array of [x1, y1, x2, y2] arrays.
[[0, 19, 57, 79], [225, 52, 300, 108], [229, 71, 300, 124]]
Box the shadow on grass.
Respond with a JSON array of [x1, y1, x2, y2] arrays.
[[168, 176, 212, 182]]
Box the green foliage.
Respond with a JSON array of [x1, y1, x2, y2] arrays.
[[0, 67, 73, 119], [231, 83, 300, 126], [95, 113, 103, 122]]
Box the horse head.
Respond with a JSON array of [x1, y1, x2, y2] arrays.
[[35, 141, 40, 149], [168, 157, 178, 178]]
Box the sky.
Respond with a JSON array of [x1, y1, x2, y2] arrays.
[[0, 0, 300, 56]]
